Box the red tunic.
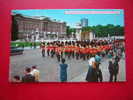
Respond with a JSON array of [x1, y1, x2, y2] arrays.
[[66, 46, 72, 53], [85, 48, 90, 54], [75, 46, 80, 53], [47, 46, 51, 51]]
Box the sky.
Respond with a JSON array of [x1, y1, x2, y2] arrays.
[[12, 9, 124, 28]]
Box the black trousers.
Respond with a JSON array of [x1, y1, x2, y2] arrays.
[[42, 50, 45, 57], [72, 51, 75, 58], [114, 74, 118, 82], [47, 50, 50, 56], [75, 52, 79, 60], [68, 52, 71, 59], [82, 53, 86, 60], [87, 54, 90, 59], [51, 50, 55, 58], [109, 73, 117, 82], [56, 53, 61, 62], [65, 52, 68, 58]]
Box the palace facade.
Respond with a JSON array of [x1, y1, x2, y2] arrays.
[[13, 14, 67, 41]]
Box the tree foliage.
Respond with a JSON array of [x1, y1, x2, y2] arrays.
[[66, 26, 76, 37], [80, 24, 124, 37], [82, 26, 91, 32]]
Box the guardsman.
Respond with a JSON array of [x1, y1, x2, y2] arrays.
[[46, 42, 50, 56], [71, 44, 75, 58], [60, 45, 64, 58], [86, 45, 90, 59], [50, 43, 55, 58], [91, 47, 97, 57], [41, 42, 45, 57], [82, 45, 87, 60], [79, 45, 83, 59], [75, 44, 80, 60], [89, 47, 93, 57], [96, 46, 102, 55], [67, 44, 72, 59], [64, 44, 68, 58], [55, 45, 61, 62], [100, 45, 106, 57]]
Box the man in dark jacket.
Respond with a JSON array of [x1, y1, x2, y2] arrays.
[[108, 61, 114, 82], [22, 67, 35, 83], [113, 60, 119, 82], [108, 59, 119, 82]]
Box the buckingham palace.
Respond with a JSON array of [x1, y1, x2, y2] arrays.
[[12, 14, 67, 42]]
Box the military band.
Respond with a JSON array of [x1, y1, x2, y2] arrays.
[[40, 39, 124, 62]]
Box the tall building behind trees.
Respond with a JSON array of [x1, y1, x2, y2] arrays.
[[81, 18, 88, 27]]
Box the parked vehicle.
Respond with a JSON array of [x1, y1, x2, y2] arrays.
[[11, 46, 24, 56]]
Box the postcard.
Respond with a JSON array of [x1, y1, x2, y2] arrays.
[[10, 9, 125, 82]]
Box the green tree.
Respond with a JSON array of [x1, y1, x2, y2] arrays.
[[82, 26, 91, 32], [66, 26, 76, 37], [66, 26, 71, 37], [114, 25, 124, 36], [90, 24, 124, 37]]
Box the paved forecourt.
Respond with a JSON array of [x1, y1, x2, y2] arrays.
[[10, 48, 126, 82]]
